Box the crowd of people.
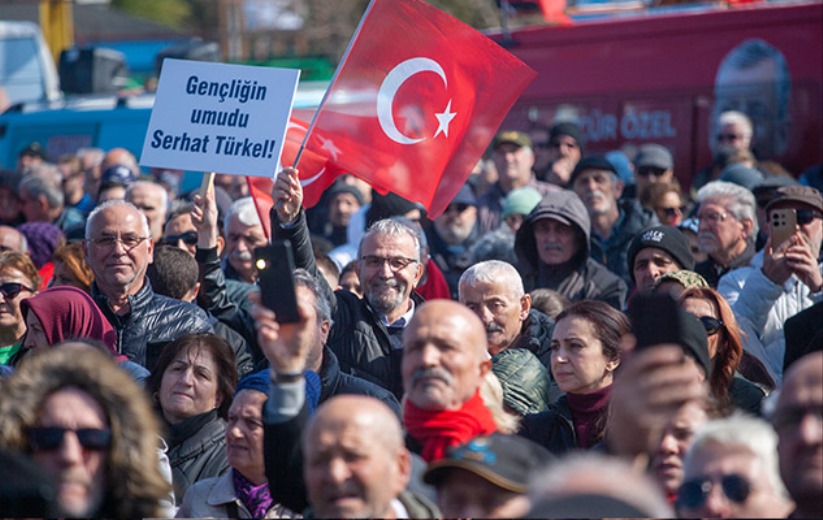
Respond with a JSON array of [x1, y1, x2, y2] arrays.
[[0, 108, 821, 518]]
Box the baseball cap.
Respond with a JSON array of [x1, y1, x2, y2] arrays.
[[719, 164, 764, 192], [19, 142, 46, 160], [493, 130, 531, 150], [764, 185, 823, 213], [100, 164, 138, 188], [634, 144, 673, 170], [501, 187, 542, 220], [450, 184, 478, 207], [424, 433, 554, 493], [568, 155, 618, 186]]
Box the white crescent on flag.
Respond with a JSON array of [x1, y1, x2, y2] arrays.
[[377, 57, 456, 145]]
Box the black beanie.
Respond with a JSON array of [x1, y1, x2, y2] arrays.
[[627, 226, 695, 283], [550, 121, 584, 149], [678, 310, 712, 378], [568, 154, 617, 186]]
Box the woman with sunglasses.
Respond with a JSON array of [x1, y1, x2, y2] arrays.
[[0, 251, 40, 366], [640, 182, 689, 227], [679, 287, 767, 415]]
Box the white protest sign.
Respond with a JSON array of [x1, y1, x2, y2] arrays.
[[140, 58, 300, 177]]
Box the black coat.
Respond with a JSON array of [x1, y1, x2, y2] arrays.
[[273, 209, 418, 400], [519, 396, 578, 456], [92, 279, 213, 369]]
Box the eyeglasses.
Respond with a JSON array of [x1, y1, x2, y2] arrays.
[[697, 211, 730, 225], [797, 208, 822, 226], [28, 427, 112, 452], [445, 203, 472, 214], [160, 231, 198, 247], [716, 133, 744, 142], [678, 473, 751, 509], [658, 206, 685, 217], [637, 167, 668, 177], [0, 282, 34, 299], [89, 234, 149, 250], [360, 255, 418, 272], [699, 316, 724, 336]]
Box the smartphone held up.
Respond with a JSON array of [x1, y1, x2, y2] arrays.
[[254, 240, 301, 323]]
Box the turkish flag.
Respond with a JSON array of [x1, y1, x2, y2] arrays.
[[247, 109, 343, 238], [538, 0, 572, 26], [300, 0, 536, 218]]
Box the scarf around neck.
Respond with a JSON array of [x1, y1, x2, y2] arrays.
[[232, 468, 273, 518], [566, 384, 611, 449], [403, 390, 498, 462]]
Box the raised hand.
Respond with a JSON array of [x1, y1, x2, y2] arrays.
[[273, 167, 303, 224]]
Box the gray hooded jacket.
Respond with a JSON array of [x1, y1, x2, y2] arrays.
[[514, 190, 627, 309]]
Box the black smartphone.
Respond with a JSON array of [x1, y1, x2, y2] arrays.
[[627, 293, 683, 351], [254, 240, 301, 323]]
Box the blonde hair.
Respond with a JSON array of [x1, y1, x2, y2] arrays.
[[480, 371, 521, 434]]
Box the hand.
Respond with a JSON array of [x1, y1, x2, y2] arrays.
[[608, 338, 707, 460], [248, 291, 312, 375], [273, 167, 303, 224], [548, 157, 575, 185], [761, 236, 793, 286], [190, 183, 219, 249], [784, 231, 823, 292]]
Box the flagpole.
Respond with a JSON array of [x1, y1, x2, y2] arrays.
[[292, 0, 377, 169]]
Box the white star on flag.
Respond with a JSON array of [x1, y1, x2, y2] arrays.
[[434, 100, 456, 138]]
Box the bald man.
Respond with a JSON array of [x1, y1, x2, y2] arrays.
[[772, 352, 823, 519], [401, 299, 498, 461], [304, 396, 433, 518], [0, 225, 27, 253]]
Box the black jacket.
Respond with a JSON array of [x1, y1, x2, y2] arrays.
[[273, 209, 417, 400], [318, 346, 402, 418], [589, 199, 659, 289], [512, 308, 556, 368], [515, 191, 627, 310], [519, 396, 578, 456], [165, 410, 228, 505], [92, 279, 213, 369]]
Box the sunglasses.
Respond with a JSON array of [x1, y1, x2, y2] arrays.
[[658, 206, 685, 217], [699, 316, 724, 336], [0, 282, 34, 299], [160, 231, 198, 246], [28, 427, 112, 452], [446, 203, 472, 214], [796, 208, 822, 226], [637, 167, 668, 177], [678, 473, 751, 509]]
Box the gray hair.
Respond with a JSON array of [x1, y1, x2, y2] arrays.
[[684, 413, 791, 501], [696, 180, 759, 239], [528, 452, 673, 517], [717, 111, 754, 139], [86, 199, 150, 239], [76, 147, 105, 167], [357, 218, 421, 263], [293, 268, 333, 326], [126, 179, 169, 211], [18, 174, 64, 209], [224, 196, 262, 228], [459, 260, 525, 299]]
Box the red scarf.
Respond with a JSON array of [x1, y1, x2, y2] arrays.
[[403, 390, 498, 462]]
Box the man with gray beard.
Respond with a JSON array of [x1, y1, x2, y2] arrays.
[[272, 167, 425, 399], [514, 189, 627, 309], [569, 155, 658, 288]]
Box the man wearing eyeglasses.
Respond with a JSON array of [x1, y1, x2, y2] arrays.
[[426, 184, 480, 299], [84, 200, 212, 368], [718, 185, 823, 386], [272, 168, 424, 399], [676, 414, 793, 518], [693, 180, 758, 288]]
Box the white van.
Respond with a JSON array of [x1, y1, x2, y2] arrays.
[[0, 21, 61, 108]]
